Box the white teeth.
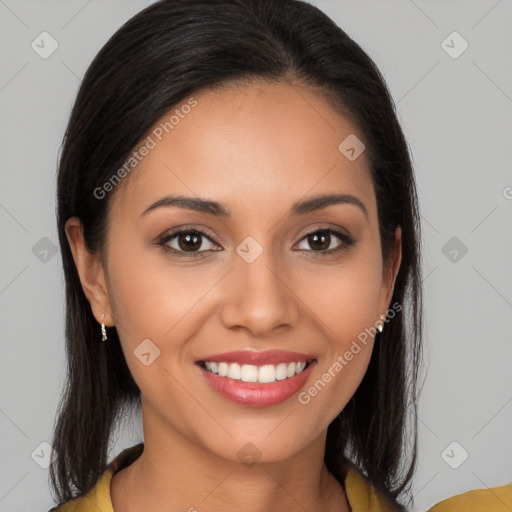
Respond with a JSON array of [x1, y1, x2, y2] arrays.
[[227, 362, 241, 379], [202, 360, 311, 383], [218, 362, 228, 377], [275, 363, 288, 380], [296, 361, 306, 373], [240, 364, 258, 382], [258, 364, 276, 383]]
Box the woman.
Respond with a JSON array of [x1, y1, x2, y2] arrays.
[[47, 0, 512, 510]]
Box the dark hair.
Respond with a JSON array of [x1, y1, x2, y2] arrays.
[[51, 0, 423, 509]]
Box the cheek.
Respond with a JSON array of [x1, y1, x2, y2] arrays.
[[295, 251, 383, 343], [297, 270, 379, 421], [106, 241, 210, 341], [105, 251, 198, 404], [105, 240, 222, 394], [292, 251, 382, 407]]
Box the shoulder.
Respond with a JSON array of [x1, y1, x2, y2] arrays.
[[344, 465, 512, 512], [427, 482, 512, 512], [45, 470, 112, 512], [344, 466, 406, 511], [47, 443, 144, 512]]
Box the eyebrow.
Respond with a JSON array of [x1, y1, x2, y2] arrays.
[[140, 193, 368, 219]]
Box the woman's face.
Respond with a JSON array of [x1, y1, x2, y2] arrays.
[[72, 81, 401, 464]]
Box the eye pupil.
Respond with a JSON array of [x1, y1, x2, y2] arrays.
[[308, 232, 330, 251], [178, 232, 201, 251]]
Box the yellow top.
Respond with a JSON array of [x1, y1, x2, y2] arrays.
[[48, 443, 512, 512]]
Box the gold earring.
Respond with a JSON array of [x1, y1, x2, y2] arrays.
[[101, 313, 107, 341], [377, 314, 386, 333]]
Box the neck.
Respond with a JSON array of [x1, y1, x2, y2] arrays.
[[110, 404, 351, 512]]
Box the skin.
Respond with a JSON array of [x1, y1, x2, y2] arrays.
[[66, 81, 402, 512]]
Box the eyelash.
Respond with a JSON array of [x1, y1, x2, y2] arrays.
[[156, 227, 355, 259]]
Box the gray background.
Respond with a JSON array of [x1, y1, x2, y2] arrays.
[[1, 0, 511, 510]]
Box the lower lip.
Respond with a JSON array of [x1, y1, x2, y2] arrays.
[[197, 361, 316, 407]]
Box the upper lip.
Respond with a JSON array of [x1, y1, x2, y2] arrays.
[[196, 349, 316, 366]]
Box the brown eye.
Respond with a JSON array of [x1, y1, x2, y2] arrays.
[[296, 228, 355, 255], [305, 231, 331, 251], [175, 232, 203, 252], [158, 229, 219, 257]]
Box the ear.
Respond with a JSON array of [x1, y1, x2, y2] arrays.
[[378, 225, 402, 316], [65, 217, 114, 327]]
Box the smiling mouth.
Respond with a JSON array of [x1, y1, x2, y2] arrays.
[[196, 358, 317, 384]]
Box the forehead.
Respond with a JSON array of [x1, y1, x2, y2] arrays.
[[110, 81, 375, 221]]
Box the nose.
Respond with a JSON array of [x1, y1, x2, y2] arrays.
[[218, 247, 300, 338]]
